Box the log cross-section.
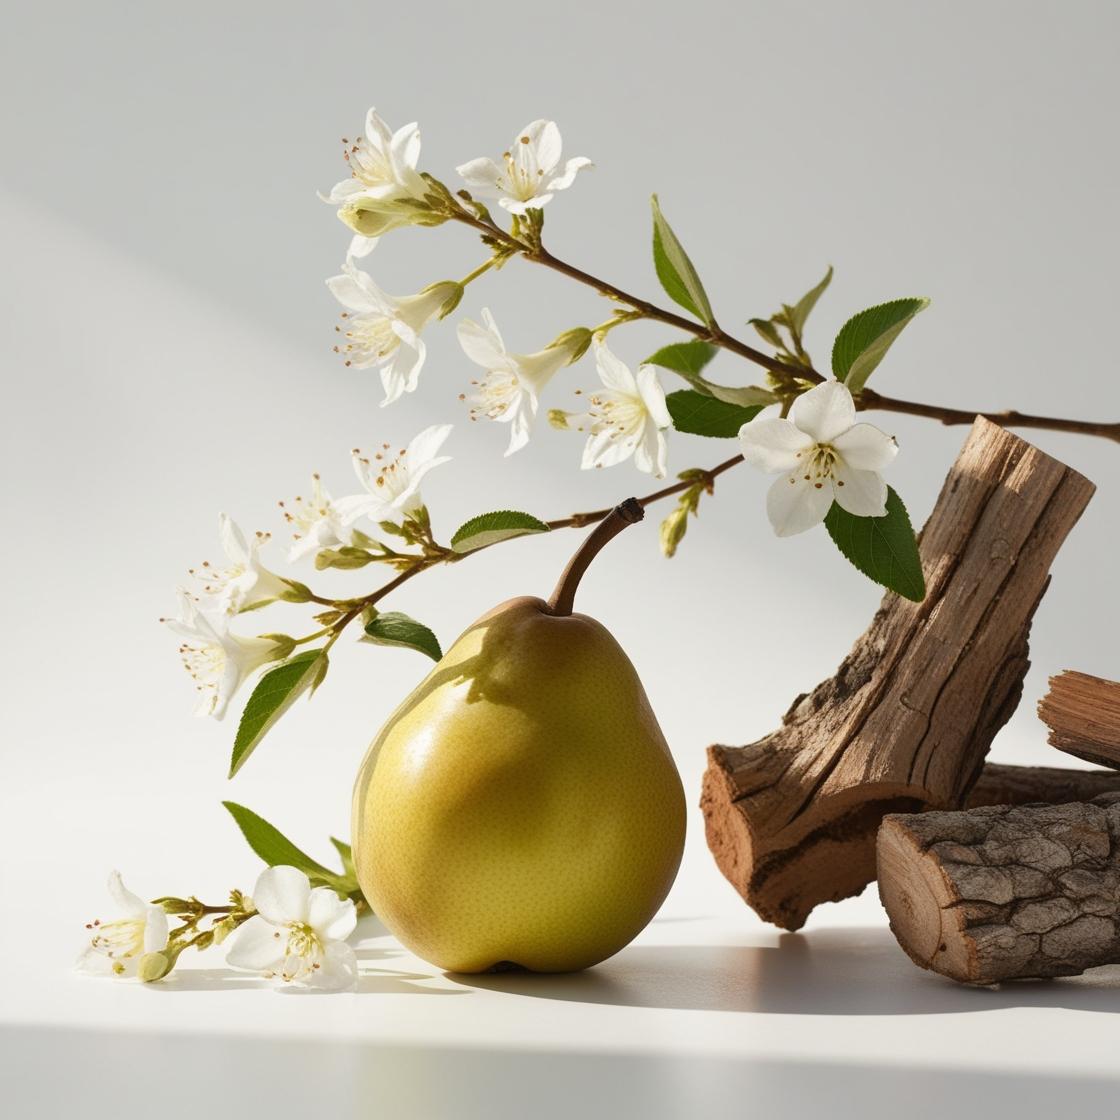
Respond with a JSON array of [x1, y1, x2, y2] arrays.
[[701, 418, 1095, 931], [878, 795, 1120, 984]]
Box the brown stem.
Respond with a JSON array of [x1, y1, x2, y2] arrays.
[[546, 497, 645, 616], [860, 389, 1120, 443], [451, 204, 1119, 444]]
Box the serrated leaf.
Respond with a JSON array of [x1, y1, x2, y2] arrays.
[[222, 801, 353, 894], [790, 266, 833, 336], [651, 195, 715, 326], [824, 487, 925, 602], [644, 340, 717, 378], [666, 391, 764, 438], [450, 510, 550, 553], [362, 611, 443, 661], [832, 298, 930, 393], [229, 650, 325, 778]]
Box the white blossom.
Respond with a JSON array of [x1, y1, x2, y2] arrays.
[[458, 310, 584, 455], [226, 866, 358, 991], [336, 424, 452, 528], [321, 107, 428, 257], [280, 474, 353, 562], [162, 592, 278, 718], [327, 261, 456, 406], [739, 380, 898, 537], [456, 119, 591, 215], [77, 872, 169, 979], [574, 341, 671, 477], [190, 514, 292, 617]]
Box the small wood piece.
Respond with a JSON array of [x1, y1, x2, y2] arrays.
[[966, 762, 1120, 808], [878, 795, 1120, 984], [1038, 670, 1120, 770], [702, 418, 1095, 931]]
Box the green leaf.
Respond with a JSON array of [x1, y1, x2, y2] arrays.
[[644, 340, 717, 378], [222, 801, 353, 893], [824, 487, 925, 602], [362, 611, 443, 661], [229, 650, 326, 778], [651, 195, 715, 326], [666, 391, 764, 438], [832, 297, 930, 393], [330, 836, 356, 880], [748, 318, 784, 348], [789, 265, 833, 336], [646, 339, 778, 408], [450, 510, 550, 553]]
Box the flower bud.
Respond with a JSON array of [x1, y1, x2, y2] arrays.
[[138, 951, 173, 983], [259, 634, 297, 661], [659, 506, 689, 559], [337, 194, 447, 239], [548, 327, 593, 365]]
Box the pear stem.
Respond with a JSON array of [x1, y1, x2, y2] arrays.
[[546, 497, 645, 616]]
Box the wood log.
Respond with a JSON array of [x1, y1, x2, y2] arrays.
[[701, 418, 1095, 931], [1038, 670, 1120, 769], [878, 795, 1120, 984], [967, 762, 1120, 807]]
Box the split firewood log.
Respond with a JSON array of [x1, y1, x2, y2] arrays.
[[966, 763, 1120, 808], [878, 795, 1120, 984], [1038, 670, 1120, 769], [702, 417, 1095, 930]]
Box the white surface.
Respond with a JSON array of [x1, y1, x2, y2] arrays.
[[2, 2, 1119, 1117]]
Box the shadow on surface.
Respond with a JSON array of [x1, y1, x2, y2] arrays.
[[4, 1025, 1117, 1119], [453, 927, 1120, 1015]]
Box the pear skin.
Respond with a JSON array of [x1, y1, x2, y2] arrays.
[[352, 594, 686, 974]]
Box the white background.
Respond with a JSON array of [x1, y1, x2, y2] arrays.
[[2, 2, 1118, 1117]]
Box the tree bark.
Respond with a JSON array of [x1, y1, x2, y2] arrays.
[[1038, 670, 1120, 769], [878, 795, 1120, 984], [701, 418, 1095, 931], [966, 763, 1120, 808]]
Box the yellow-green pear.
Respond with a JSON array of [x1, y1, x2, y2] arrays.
[[352, 499, 686, 973]]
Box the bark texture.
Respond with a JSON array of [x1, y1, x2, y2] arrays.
[[966, 763, 1120, 808], [878, 795, 1120, 984], [701, 418, 1095, 931], [1038, 670, 1120, 769]]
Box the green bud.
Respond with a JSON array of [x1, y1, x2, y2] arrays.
[[549, 327, 593, 365], [152, 896, 196, 916], [138, 951, 173, 983], [314, 547, 376, 571], [748, 317, 784, 349], [280, 578, 313, 603], [659, 507, 689, 559], [434, 282, 465, 320], [192, 930, 215, 952], [259, 634, 297, 661]]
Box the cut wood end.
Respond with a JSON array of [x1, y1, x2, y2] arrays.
[[877, 817, 972, 982], [1038, 669, 1120, 770]]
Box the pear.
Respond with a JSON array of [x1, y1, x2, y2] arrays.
[[352, 498, 686, 973]]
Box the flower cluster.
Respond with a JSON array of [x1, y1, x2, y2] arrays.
[[79, 866, 359, 991]]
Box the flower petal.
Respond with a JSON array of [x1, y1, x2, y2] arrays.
[[581, 428, 635, 470], [522, 119, 561, 173], [143, 907, 169, 953], [832, 464, 888, 517], [107, 871, 147, 919], [789, 381, 857, 443], [348, 234, 379, 259], [593, 340, 638, 396], [499, 193, 554, 214], [307, 888, 358, 942], [635, 365, 672, 429], [766, 472, 834, 537], [253, 866, 311, 925], [832, 423, 898, 471], [545, 156, 592, 192], [225, 915, 285, 973], [456, 156, 504, 191], [632, 421, 668, 478], [326, 272, 378, 314], [739, 418, 814, 473], [406, 423, 453, 468], [380, 335, 425, 405], [306, 941, 358, 991], [457, 313, 509, 369]]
